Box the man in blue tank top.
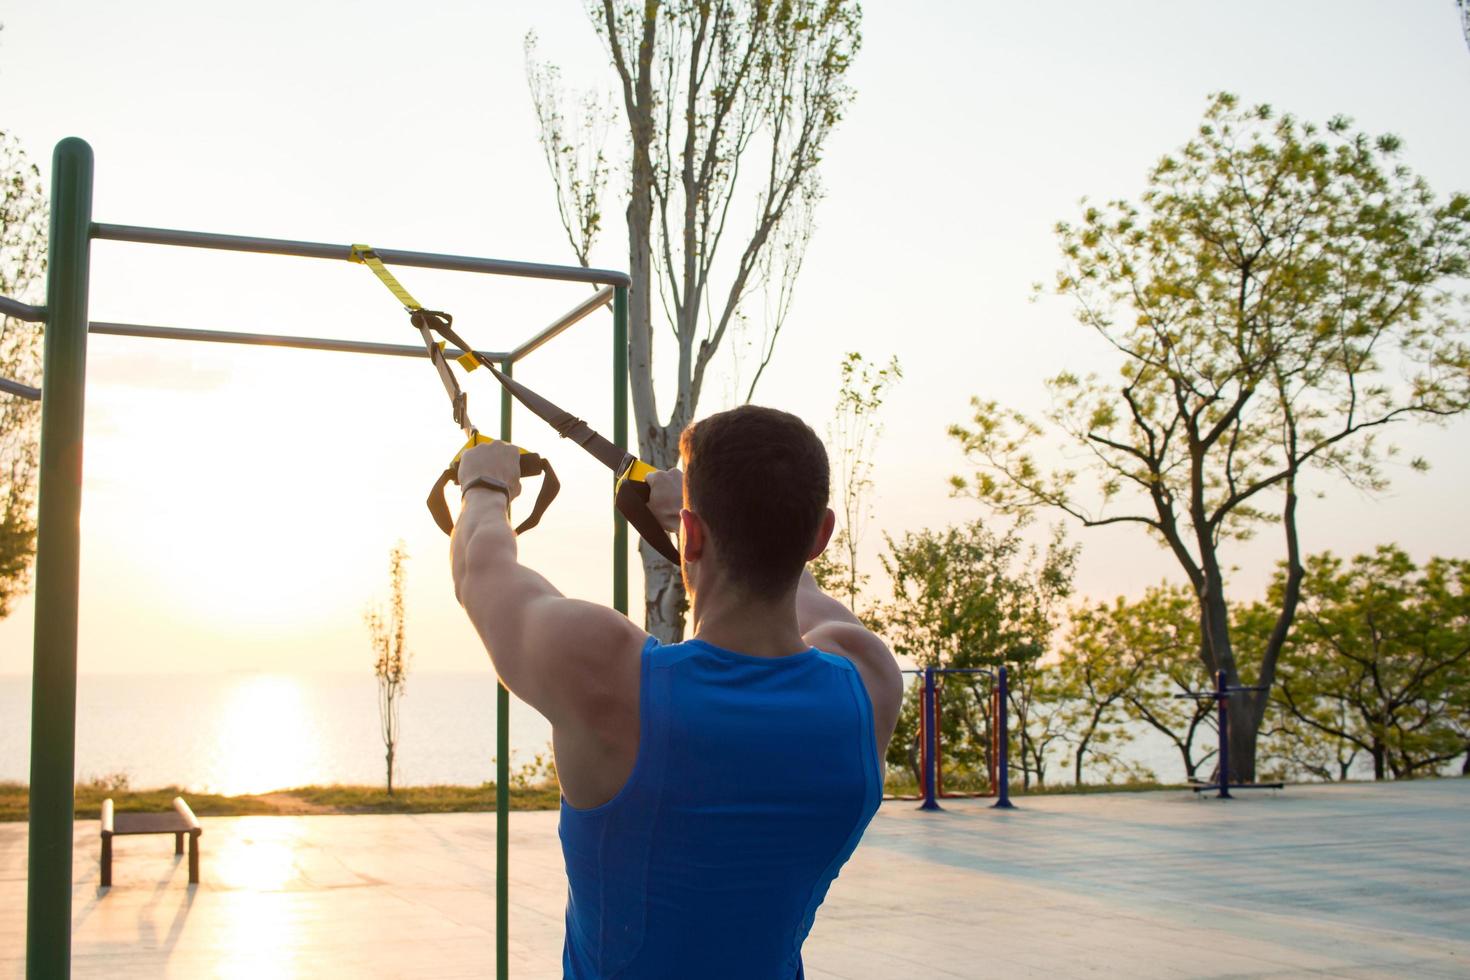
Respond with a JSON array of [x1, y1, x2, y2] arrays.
[[451, 405, 902, 978]]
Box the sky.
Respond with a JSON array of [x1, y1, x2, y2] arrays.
[[0, 0, 1467, 676]]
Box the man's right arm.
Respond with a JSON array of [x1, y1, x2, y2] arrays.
[[450, 443, 646, 729], [797, 570, 903, 759]]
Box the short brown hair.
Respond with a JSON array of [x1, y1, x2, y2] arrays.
[[679, 405, 830, 598]]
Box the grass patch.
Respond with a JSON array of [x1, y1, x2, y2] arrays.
[[283, 783, 562, 814], [1, 774, 1250, 823], [0, 779, 562, 823], [1017, 779, 1190, 796]]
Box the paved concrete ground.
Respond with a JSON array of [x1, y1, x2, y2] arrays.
[[2, 780, 1467, 978]]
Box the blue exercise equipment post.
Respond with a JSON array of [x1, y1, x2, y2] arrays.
[[1175, 670, 1285, 799], [900, 665, 1013, 811]]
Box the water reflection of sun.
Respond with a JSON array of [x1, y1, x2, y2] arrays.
[[209, 675, 319, 795], [209, 818, 306, 977]]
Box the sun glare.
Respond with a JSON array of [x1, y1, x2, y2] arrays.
[[207, 818, 307, 977], [208, 675, 319, 796]]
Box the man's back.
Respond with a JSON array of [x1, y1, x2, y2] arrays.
[[560, 637, 883, 979], [449, 408, 902, 976]]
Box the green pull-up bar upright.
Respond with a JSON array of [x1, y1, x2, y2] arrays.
[[22, 137, 633, 979]]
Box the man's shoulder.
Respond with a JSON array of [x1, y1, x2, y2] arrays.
[[524, 597, 649, 725], [805, 621, 890, 668], [806, 622, 899, 694]]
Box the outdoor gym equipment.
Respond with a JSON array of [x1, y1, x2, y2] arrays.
[[99, 796, 202, 888], [8, 137, 635, 980], [1174, 670, 1285, 799], [896, 665, 1014, 811], [350, 245, 680, 563]]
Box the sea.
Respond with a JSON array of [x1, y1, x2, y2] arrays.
[[0, 672, 554, 795], [1, 670, 1210, 794]]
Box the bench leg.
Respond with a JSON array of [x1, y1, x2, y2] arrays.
[[175, 831, 184, 855], [101, 836, 112, 888], [188, 833, 199, 885]]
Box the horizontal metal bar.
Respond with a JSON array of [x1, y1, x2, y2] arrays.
[[508, 286, 614, 363], [89, 321, 508, 362], [0, 295, 45, 322], [91, 223, 632, 288], [898, 668, 996, 677], [1, 376, 41, 400]]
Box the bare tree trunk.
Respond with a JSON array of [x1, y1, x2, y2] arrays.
[[642, 544, 687, 642], [551, 2, 861, 640], [1226, 695, 1258, 786], [637, 418, 686, 641]]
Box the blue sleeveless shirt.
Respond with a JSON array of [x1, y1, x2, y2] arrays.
[[559, 636, 882, 979]]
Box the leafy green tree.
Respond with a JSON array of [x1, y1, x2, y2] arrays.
[[811, 351, 902, 611], [1053, 585, 1226, 785], [1257, 703, 1361, 783], [1112, 589, 1221, 783], [1057, 596, 1163, 785], [1264, 546, 1470, 780], [1230, 596, 1358, 782], [880, 520, 1076, 790], [528, 0, 862, 641], [1006, 654, 1074, 790], [366, 542, 412, 795], [950, 93, 1470, 781], [1449, 659, 1470, 775], [0, 131, 48, 619]]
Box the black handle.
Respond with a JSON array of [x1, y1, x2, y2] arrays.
[[615, 478, 681, 565], [427, 451, 560, 537]]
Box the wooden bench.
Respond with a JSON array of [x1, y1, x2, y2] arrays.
[[100, 796, 202, 887]]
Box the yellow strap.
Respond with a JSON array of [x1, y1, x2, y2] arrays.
[[350, 244, 424, 312], [436, 340, 481, 373], [451, 432, 531, 464], [618, 457, 658, 487], [356, 245, 482, 372]]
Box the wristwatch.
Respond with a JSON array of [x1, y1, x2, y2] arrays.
[[461, 476, 512, 505]]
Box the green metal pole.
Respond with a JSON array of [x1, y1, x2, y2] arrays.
[[497, 360, 512, 980], [27, 137, 94, 980], [612, 286, 629, 617]]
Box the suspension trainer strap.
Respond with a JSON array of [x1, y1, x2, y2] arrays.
[[351, 244, 558, 537], [349, 244, 421, 311], [350, 244, 677, 564], [351, 245, 481, 372], [427, 313, 678, 565]]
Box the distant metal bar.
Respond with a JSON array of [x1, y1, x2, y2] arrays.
[[1, 376, 41, 400], [88, 320, 508, 361], [91, 223, 632, 288], [508, 286, 614, 363], [899, 667, 995, 677], [0, 295, 45, 321]]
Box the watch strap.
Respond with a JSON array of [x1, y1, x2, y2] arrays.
[[461, 476, 512, 502]]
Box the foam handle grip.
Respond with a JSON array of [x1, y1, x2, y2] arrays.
[[426, 450, 560, 537], [512, 453, 559, 535]]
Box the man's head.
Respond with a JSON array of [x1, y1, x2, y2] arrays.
[[678, 405, 832, 601]]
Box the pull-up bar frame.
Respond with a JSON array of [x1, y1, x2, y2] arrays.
[[18, 137, 634, 980]]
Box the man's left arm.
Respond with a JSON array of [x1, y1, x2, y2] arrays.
[[797, 572, 904, 760]]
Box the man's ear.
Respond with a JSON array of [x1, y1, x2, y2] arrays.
[[807, 508, 837, 561], [680, 509, 705, 562]]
